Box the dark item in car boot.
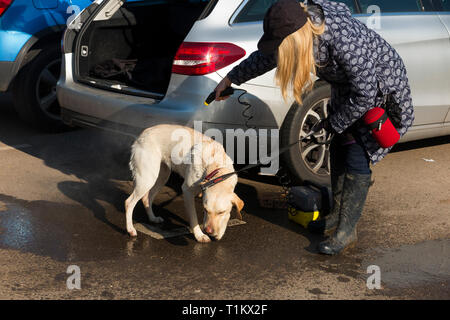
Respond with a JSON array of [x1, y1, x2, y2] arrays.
[[90, 58, 172, 92], [92, 58, 137, 81]]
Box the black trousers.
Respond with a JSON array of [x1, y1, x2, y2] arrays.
[[330, 134, 371, 176]]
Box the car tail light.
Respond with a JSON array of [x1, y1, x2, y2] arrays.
[[172, 42, 246, 76], [0, 0, 13, 17]]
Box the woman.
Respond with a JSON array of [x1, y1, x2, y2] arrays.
[[215, 0, 414, 255]]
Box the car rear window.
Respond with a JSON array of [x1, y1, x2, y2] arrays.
[[234, 0, 357, 24]]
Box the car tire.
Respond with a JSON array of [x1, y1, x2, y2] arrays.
[[281, 84, 332, 186], [13, 45, 66, 132]]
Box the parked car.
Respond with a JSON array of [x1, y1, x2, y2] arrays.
[[57, 0, 450, 185], [0, 0, 92, 131]]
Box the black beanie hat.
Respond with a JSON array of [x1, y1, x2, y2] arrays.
[[258, 0, 309, 55]]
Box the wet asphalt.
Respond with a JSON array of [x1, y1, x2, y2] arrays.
[[0, 94, 449, 299]]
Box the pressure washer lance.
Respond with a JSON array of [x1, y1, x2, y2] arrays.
[[201, 87, 334, 193], [204, 87, 236, 106]]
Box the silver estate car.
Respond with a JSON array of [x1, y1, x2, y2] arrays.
[[57, 0, 450, 185]]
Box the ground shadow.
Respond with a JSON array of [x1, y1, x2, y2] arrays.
[[392, 135, 449, 153], [0, 94, 213, 246], [233, 179, 326, 254]]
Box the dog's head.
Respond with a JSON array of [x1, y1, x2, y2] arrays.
[[201, 176, 244, 240]]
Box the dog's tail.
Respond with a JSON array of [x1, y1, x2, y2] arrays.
[[129, 136, 161, 185], [129, 141, 139, 183]]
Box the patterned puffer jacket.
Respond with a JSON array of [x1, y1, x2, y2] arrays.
[[226, 0, 415, 164]]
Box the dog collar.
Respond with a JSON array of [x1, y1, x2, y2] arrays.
[[201, 172, 237, 192], [204, 168, 221, 181], [201, 168, 238, 192]]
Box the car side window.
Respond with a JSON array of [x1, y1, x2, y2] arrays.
[[234, 0, 357, 24], [234, 0, 279, 23], [429, 0, 450, 11], [443, 0, 450, 10], [442, 0, 450, 9], [358, 0, 424, 13]]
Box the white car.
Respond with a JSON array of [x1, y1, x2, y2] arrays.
[[57, 0, 450, 185]]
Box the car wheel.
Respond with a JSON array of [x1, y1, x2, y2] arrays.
[[13, 45, 66, 132], [281, 84, 332, 186]]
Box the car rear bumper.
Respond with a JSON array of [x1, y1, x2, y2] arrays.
[[57, 79, 205, 133], [58, 52, 218, 129], [61, 108, 143, 137], [57, 50, 282, 137]]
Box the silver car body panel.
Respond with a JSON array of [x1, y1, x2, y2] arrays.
[[355, 13, 450, 126], [438, 12, 450, 34], [438, 12, 450, 123], [57, 0, 450, 144]]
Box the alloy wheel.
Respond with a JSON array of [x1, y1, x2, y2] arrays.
[[298, 98, 331, 177], [35, 59, 62, 121]]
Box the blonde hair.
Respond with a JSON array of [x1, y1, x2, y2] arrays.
[[275, 5, 325, 105]]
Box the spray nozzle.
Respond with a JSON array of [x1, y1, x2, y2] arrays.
[[204, 87, 235, 106]]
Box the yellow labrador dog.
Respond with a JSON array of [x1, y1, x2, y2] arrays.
[[125, 124, 244, 242]]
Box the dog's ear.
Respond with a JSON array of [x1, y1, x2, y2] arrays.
[[231, 193, 244, 220]]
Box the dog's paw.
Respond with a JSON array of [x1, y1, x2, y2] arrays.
[[149, 216, 164, 224], [195, 233, 211, 243], [128, 228, 138, 237]]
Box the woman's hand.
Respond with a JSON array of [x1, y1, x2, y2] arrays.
[[313, 118, 334, 134], [214, 76, 232, 101]]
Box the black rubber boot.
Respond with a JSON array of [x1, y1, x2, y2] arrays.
[[307, 170, 345, 235], [308, 137, 346, 235], [318, 172, 371, 255]]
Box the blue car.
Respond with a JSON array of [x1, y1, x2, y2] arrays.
[[0, 0, 92, 131]]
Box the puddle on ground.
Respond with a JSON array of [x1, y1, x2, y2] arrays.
[[0, 193, 249, 262], [363, 239, 450, 288]]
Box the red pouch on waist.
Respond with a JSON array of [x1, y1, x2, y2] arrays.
[[364, 107, 400, 148]]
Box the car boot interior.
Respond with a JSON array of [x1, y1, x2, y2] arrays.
[[77, 0, 209, 96]]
